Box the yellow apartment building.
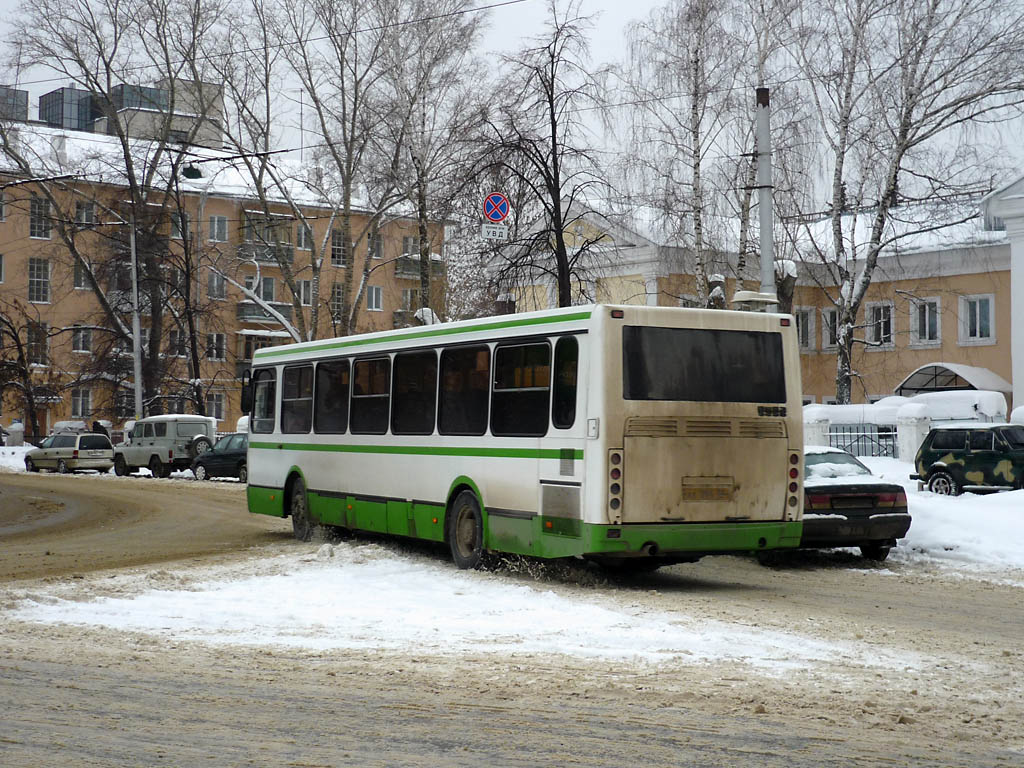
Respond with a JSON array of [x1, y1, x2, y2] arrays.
[[0, 145, 444, 438]]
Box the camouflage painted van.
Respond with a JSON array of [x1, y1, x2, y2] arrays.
[[912, 423, 1024, 495]]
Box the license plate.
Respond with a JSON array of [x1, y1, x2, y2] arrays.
[[682, 477, 735, 502]]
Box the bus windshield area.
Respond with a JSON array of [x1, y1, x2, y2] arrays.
[[622, 326, 786, 403]]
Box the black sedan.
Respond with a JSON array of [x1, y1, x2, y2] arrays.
[[800, 446, 912, 561], [191, 433, 248, 482]]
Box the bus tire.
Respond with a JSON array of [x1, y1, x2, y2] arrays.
[[447, 490, 485, 570], [860, 543, 891, 562], [290, 477, 315, 542]]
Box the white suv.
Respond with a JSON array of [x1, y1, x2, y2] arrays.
[[113, 415, 216, 478]]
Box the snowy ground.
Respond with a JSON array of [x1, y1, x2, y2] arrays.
[[3, 444, 1022, 669]]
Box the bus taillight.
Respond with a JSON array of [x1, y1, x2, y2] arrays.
[[608, 450, 624, 517]]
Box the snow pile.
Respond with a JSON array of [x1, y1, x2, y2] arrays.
[[805, 390, 1007, 425], [10, 545, 915, 671], [0, 446, 31, 471]]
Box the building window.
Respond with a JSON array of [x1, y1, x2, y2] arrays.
[[205, 392, 224, 421], [71, 388, 91, 419], [402, 235, 419, 255], [245, 275, 275, 302], [30, 197, 51, 239], [116, 390, 134, 419], [207, 270, 226, 299], [206, 332, 226, 361], [331, 230, 348, 267], [171, 212, 191, 240], [298, 280, 312, 306], [243, 335, 274, 360], [27, 322, 48, 366], [821, 307, 839, 349], [75, 201, 95, 226], [959, 294, 995, 345], [168, 329, 186, 357], [909, 297, 940, 347], [401, 288, 419, 311], [209, 215, 228, 242], [866, 302, 894, 347], [368, 232, 382, 259], [330, 283, 344, 320], [296, 223, 313, 250], [794, 307, 815, 351], [166, 396, 186, 414], [366, 285, 382, 311], [73, 259, 89, 289], [28, 257, 50, 303], [72, 325, 92, 353]]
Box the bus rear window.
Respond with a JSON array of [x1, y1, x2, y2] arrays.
[[622, 326, 786, 403]]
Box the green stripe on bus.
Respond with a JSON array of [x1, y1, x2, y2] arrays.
[[250, 442, 584, 460], [252, 310, 593, 359]]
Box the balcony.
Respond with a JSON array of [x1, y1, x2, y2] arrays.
[[237, 300, 293, 323], [394, 255, 444, 281], [237, 242, 294, 265]]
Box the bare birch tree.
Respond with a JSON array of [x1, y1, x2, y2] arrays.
[[791, 0, 1024, 402]]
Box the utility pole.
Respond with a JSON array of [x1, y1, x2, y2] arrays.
[[756, 86, 775, 297]]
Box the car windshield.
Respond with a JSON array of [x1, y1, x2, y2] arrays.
[[1000, 426, 1024, 448], [805, 451, 872, 479]]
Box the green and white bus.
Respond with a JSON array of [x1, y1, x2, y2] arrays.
[[243, 304, 804, 569]]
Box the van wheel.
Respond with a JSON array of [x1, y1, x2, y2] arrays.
[[927, 471, 960, 496], [290, 477, 315, 541], [57, 459, 70, 474], [149, 456, 170, 479], [447, 490, 485, 570]]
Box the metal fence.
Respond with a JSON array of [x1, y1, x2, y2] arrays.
[[828, 423, 899, 458]]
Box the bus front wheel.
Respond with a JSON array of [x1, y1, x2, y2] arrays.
[[448, 490, 485, 570], [290, 477, 315, 542]]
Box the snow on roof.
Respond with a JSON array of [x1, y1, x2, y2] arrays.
[[788, 201, 1006, 263], [0, 124, 375, 213], [896, 363, 1012, 396]]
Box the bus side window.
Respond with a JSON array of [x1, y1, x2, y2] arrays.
[[392, 350, 437, 435], [439, 345, 489, 436], [314, 359, 350, 434], [281, 365, 314, 434], [251, 368, 277, 434], [351, 357, 390, 434], [552, 336, 578, 429], [491, 342, 551, 437]]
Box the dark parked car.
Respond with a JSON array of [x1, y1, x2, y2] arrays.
[[190, 433, 247, 482], [912, 422, 1024, 495], [799, 446, 911, 561]]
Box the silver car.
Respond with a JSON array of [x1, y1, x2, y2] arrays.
[[25, 433, 115, 474]]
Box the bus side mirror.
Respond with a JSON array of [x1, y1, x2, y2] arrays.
[[240, 370, 252, 414]]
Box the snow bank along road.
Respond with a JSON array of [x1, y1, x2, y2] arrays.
[[0, 471, 1021, 767]]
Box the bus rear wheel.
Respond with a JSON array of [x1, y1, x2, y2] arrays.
[[290, 477, 315, 542], [448, 490, 485, 570]]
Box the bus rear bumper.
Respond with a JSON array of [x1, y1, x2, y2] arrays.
[[575, 520, 804, 560]]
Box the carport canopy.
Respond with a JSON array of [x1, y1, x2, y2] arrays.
[[895, 362, 1012, 397]]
